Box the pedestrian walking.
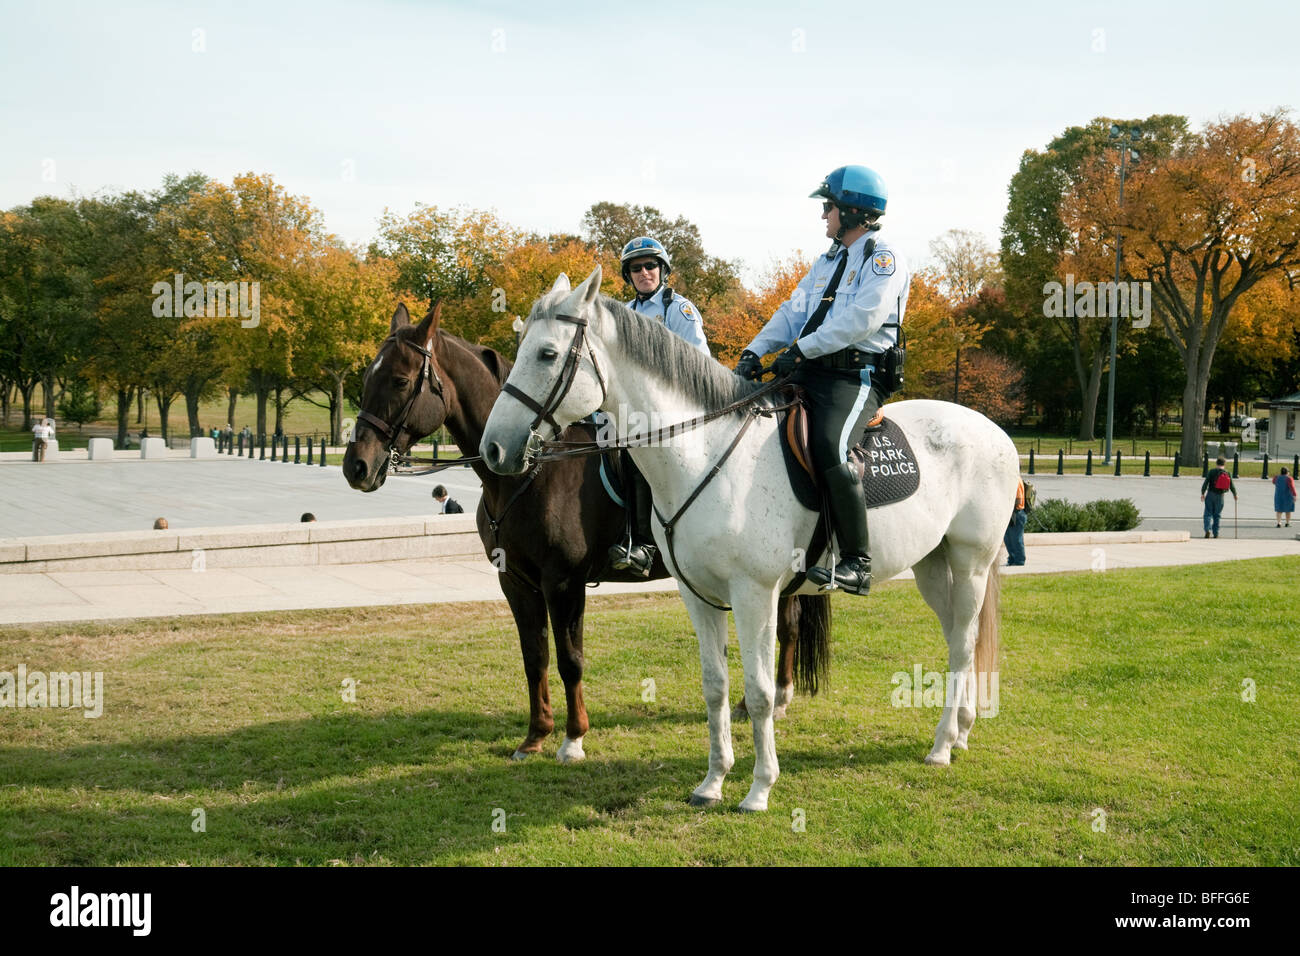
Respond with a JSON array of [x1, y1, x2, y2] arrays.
[[432, 485, 464, 515], [1199, 456, 1238, 538], [1004, 479, 1027, 566], [1273, 466, 1297, 527]]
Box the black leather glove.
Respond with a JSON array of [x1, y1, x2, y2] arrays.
[[735, 350, 762, 381], [771, 343, 805, 378]]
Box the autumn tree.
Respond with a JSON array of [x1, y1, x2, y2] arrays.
[[1079, 111, 1300, 462], [1004, 115, 1188, 439], [897, 269, 990, 402]]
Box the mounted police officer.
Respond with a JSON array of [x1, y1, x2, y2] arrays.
[[735, 165, 909, 596], [608, 236, 710, 575]]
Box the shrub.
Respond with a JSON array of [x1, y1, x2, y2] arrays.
[[1025, 497, 1140, 533]]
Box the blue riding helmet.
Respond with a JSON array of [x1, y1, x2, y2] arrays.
[[620, 236, 672, 281], [810, 165, 888, 216]]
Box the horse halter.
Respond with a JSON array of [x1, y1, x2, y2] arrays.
[[500, 311, 607, 458], [356, 334, 446, 461]]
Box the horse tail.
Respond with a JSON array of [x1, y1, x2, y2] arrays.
[[793, 593, 832, 696], [975, 564, 1001, 714]]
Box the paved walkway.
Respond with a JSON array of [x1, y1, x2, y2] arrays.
[[2, 538, 1296, 626], [0, 457, 482, 537]]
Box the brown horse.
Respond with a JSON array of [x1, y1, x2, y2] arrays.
[[343, 303, 829, 762]]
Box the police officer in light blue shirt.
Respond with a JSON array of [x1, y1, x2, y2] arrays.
[[608, 236, 710, 575], [622, 236, 710, 354], [736, 165, 909, 596]]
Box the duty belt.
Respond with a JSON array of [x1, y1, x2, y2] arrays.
[[809, 348, 877, 370]]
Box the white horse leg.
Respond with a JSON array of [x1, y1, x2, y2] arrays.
[[926, 544, 991, 766], [732, 583, 781, 812], [684, 594, 734, 807]]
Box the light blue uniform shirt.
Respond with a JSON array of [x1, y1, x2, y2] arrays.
[[628, 285, 710, 354], [746, 230, 909, 360]]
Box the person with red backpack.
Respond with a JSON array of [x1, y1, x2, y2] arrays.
[[1199, 456, 1238, 538]]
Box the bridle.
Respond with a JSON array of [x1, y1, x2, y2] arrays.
[[356, 333, 446, 468], [500, 310, 608, 460]]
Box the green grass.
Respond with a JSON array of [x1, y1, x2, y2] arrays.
[[2, 559, 1297, 866]]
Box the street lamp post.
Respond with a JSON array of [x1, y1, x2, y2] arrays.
[[1105, 123, 1141, 465]]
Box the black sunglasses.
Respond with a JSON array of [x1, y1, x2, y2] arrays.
[[628, 261, 660, 273], [822, 201, 837, 213]]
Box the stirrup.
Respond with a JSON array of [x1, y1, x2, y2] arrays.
[[807, 557, 872, 596], [608, 542, 656, 577]]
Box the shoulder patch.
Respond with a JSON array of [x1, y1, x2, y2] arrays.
[[681, 303, 695, 318], [871, 251, 896, 276]]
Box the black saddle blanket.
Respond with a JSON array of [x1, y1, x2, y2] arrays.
[[782, 416, 921, 512]]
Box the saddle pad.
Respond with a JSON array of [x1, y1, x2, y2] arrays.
[[780, 414, 920, 512], [853, 417, 920, 509]]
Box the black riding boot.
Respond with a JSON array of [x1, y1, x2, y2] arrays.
[[608, 467, 658, 577], [806, 462, 872, 595]]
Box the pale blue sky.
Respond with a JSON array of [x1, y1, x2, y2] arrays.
[[3, 0, 1298, 282]]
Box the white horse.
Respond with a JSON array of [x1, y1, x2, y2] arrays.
[[481, 267, 1020, 812]]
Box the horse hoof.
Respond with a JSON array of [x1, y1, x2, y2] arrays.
[[772, 706, 788, 721], [556, 738, 586, 764], [924, 752, 951, 767], [689, 793, 721, 808], [731, 703, 750, 722], [738, 798, 769, 813], [510, 749, 536, 762]]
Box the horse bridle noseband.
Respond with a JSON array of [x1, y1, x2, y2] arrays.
[[356, 333, 446, 465], [500, 311, 607, 458]]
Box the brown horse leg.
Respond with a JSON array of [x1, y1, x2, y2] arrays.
[[501, 575, 553, 759], [545, 576, 590, 764], [734, 595, 798, 722]]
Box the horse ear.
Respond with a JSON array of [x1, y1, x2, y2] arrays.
[[390, 303, 411, 333], [550, 273, 571, 294], [579, 265, 602, 306], [414, 300, 442, 350]]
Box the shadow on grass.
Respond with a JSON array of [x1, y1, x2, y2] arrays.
[[0, 707, 927, 864]]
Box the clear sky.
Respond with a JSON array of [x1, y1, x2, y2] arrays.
[[3, 0, 1298, 283]]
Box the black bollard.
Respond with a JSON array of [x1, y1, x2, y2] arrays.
[[1232, 453, 1239, 478], [1294, 454, 1299, 476], [1057, 450, 1064, 475], [1173, 451, 1181, 477], [1028, 449, 1035, 475], [260, 434, 266, 460], [1115, 450, 1122, 476], [237, 433, 244, 457], [307, 439, 314, 466], [319, 437, 327, 467], [270, 435, 277, 462], [1143, 450, 1150, 476], [283, 437, 290, 463], [1086, 449, 1093, 476], [1202, 452, 1209, 477], [294, 436, 301, 463], [1262, 454, 1269, 479]]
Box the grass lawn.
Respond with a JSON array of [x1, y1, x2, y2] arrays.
[[1, 558, 1297, 866]]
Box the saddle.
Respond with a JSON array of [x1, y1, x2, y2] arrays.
[[778, 387, 921, 513]]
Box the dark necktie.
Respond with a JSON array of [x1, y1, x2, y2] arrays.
[[799, 250, 849, 338]]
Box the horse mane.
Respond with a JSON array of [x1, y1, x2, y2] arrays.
[[596, 296, 763, 410]]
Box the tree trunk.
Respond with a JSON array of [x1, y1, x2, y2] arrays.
[[274, 385, 285, 436], [1, 380, 9, 425], [43, 371, 56, 419], [18, 380, 36, 430], [255, 385, 270, 440], [332, 376, 345, 445], [116, 387, 130, 448], [155, 392, 175, 443], [136, 386, 145, 424], [185, 389, 202, 436], [1179, 375, 1208, 464], [1076, 342, 1105, 441], [226, 387, 238, 431]]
